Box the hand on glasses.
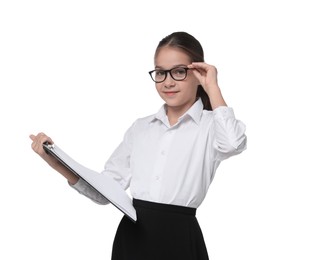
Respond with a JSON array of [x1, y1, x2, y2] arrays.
[[187, 62, 218, 94]]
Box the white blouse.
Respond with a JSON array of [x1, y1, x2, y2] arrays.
[[71, 99, 247, 208]]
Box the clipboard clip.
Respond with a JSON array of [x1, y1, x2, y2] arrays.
[[43, 141, 55, 153]]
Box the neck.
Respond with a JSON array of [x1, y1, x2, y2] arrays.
[[167, 109, 180, 126], [166, 100, 196, 126]]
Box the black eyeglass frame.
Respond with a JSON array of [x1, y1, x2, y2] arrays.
[[148, 67, 190, 83]]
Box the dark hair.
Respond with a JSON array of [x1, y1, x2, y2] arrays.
[[155, 32, 212, 110]]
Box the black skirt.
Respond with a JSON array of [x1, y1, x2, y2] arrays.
[[112, 199, 209, 260]]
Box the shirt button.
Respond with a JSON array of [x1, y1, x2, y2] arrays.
[[155, 176, 160, 181], [161, 150, 165, 155]]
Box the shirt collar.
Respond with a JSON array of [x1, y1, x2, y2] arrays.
[[149, 98, 203, 126]]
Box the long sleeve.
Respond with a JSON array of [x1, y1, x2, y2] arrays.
[[69, 178, 110, 205], [212, 106, 247, 161]]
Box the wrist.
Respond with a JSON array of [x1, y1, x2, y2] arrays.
[[204, 83, 220, 95], [205, 84, 227, 109]]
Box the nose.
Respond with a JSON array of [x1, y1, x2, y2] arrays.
[[164, 72, 176, 88]]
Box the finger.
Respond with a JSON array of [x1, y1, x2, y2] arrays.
[[190, 63, 217, 73], [191, 69, 203, 78], [38, 134, 53, 145], [189, 62, 210, 68], [30, 133, 53, 151], [190, 66, 207, 78]]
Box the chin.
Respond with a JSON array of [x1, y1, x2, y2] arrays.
[[165, 100, 185, 109], [163, 98, 180, 107], [163, 97, 196, 111]]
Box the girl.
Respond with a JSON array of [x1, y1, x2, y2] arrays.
[[30, 31, 247, 260]]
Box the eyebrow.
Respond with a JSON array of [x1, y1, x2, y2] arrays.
[[155, 64, 188, 70]]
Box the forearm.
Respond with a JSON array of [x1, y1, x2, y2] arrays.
[[51, 161, 79, 185], [207, 84, 227, 110]]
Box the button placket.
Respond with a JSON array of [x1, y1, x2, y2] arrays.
[[150, 128, 175, 199]]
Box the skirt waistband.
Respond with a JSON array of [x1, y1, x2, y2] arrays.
[[133, 199, 196, 216]]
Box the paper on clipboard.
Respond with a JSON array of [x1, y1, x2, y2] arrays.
[[43, 143, 137, 222]]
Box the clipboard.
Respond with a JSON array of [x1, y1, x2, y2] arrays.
[[43, 142, 137, 222]]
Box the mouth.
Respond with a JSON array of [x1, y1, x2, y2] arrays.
[[163, 91, 179, 97]]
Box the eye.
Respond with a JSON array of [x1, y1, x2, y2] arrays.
[[155, 70, 166, 76], [172, 68, 186, 76]]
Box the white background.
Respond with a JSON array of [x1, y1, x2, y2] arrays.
[[1, 0, 311, 259]]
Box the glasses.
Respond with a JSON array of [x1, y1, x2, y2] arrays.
[[148, 67, 190, 83]]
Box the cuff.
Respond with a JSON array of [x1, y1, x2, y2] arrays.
[[213, 106, 235, 120]]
